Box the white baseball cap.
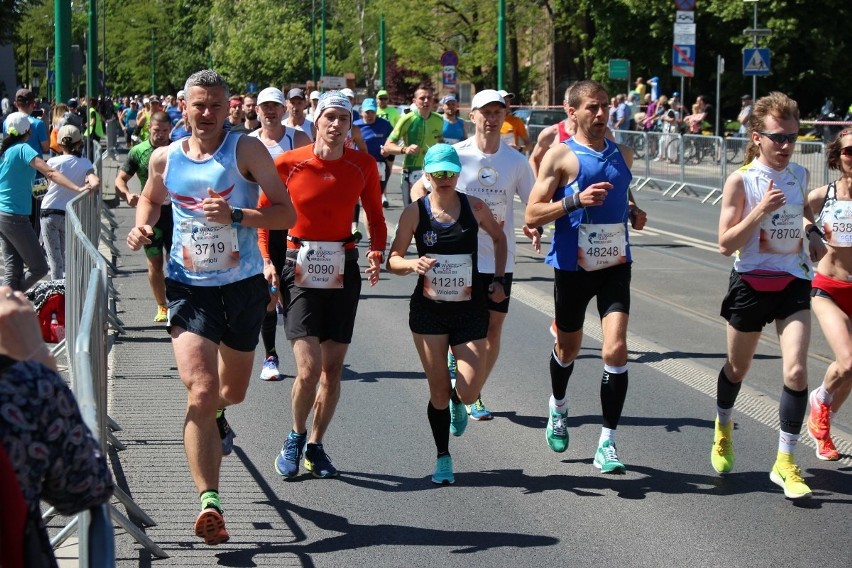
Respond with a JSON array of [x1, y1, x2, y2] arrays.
[[309, 90, 321, 101], [4, 112, 31, 136], [257, 87, 286, 106], [497, 89, 515, 100], [471, 89, 506, 110], [340, 88, 356, 99]]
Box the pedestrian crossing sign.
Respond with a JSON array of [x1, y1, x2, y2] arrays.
[[743, 48, 771, 76]]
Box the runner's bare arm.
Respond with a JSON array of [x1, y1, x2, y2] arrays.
[[801, 170, 827, 262], [410, 175, 429, 201], [387, 204, 436, 276], [235, 136, 296, 230], [528, 124, 558, 176]]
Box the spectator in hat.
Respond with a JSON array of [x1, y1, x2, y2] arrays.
[[41, 125, 100, 279], [0, 113, 90, 291], [497, 89, 530, 153]]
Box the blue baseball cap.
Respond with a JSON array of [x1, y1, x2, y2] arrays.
[[361, 98, 377, 112], [424, 143, 461, 174]]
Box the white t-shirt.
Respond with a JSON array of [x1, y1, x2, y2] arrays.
[[42, 154, 93, 211], [425, 138, 535, 273], [249, 127, 296, 160]]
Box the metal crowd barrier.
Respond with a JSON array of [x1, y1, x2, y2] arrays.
[[620, 130, 828, 204], [46, 144, 167, 561]]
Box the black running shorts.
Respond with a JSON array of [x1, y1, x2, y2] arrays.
[[165, 273, 267, 352], [720, 270, 811, 332], [553, 263, 631, 333], [282, 250, 362, 344]]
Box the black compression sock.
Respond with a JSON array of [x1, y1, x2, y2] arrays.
[[427, 401, 450, 455], [716, 368, 741, 409], [779, 385, 808, 434], [550, 351, 574, 401]]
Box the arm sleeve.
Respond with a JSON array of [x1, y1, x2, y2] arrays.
[[257, 191, 272, 259], [360, 157, 388, 253]]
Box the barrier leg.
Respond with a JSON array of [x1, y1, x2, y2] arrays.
[[113, 486, 157, 527], [109, 506, 169, 559], [50, 514, 79, 549]]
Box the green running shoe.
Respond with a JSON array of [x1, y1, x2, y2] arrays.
[[593, 439, 626, 473], [545, 406, 569, 453], [710, 418, 734, 474]]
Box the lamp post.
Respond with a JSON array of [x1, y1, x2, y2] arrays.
[[151, 28, 156, 94]]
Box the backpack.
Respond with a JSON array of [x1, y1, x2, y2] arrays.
[[25, 280, 66, 343]]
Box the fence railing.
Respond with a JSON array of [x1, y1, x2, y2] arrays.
[[617, 130, 829, 203], [45, 145, 168, 563]]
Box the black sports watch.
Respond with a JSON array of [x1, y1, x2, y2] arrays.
[[492, 275, 506, 286], [230, 207, 244, 224]]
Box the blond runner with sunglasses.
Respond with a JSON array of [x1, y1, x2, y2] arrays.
[[804, 129, 852, 462], [387, 143, 507, 485], [713, 92, 826, 499]]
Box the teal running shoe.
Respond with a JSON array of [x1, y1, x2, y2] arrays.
[[449, 398, 468, 436], [431, 454, 455, 485], [545, 405, 568, 452], [468, 397, 493, 421], [447, 351, 457, 380], [593, 439, 626, 473]]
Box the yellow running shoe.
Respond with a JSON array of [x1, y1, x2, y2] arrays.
[[710, 418, 734, 473], [770, 452, 812, 500], [154, 305, 168, 323]]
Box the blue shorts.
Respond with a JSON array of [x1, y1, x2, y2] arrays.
[[165, 274, 267, 351]]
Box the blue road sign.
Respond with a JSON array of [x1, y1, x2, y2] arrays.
[[673, 44, 695, 67], [675, 0, 696, 10], [743, 48, 771, 76]]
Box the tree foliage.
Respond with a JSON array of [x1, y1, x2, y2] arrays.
[[7, 0, 850, 116]]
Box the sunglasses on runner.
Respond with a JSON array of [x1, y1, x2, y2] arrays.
[[757, 131, 798, 144], [841, 146, 852, 157], [429, 171, 458, 179]]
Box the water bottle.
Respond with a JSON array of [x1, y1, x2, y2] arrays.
[[50, 313, 65, 342]]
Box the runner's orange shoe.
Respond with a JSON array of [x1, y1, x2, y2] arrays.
[[194, 508, 230, 545]]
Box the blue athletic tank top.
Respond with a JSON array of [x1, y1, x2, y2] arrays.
[[163, 132, 263, 286], [545, 138, 633, 271]]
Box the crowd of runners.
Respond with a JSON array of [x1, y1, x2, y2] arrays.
[[3, 67, 844, 548]]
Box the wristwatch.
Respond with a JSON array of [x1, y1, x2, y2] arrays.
[[230, 207, 244, 224], [492, 275, 506, 286]]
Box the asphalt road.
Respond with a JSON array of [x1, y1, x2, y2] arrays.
[[105, 167, 851, 567]]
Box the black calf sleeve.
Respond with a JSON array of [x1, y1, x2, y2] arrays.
[[260, 309, 277, 357], [716, 368, 742, 409], [779, 385, 808, 434], [601, 370, 628, 430]]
